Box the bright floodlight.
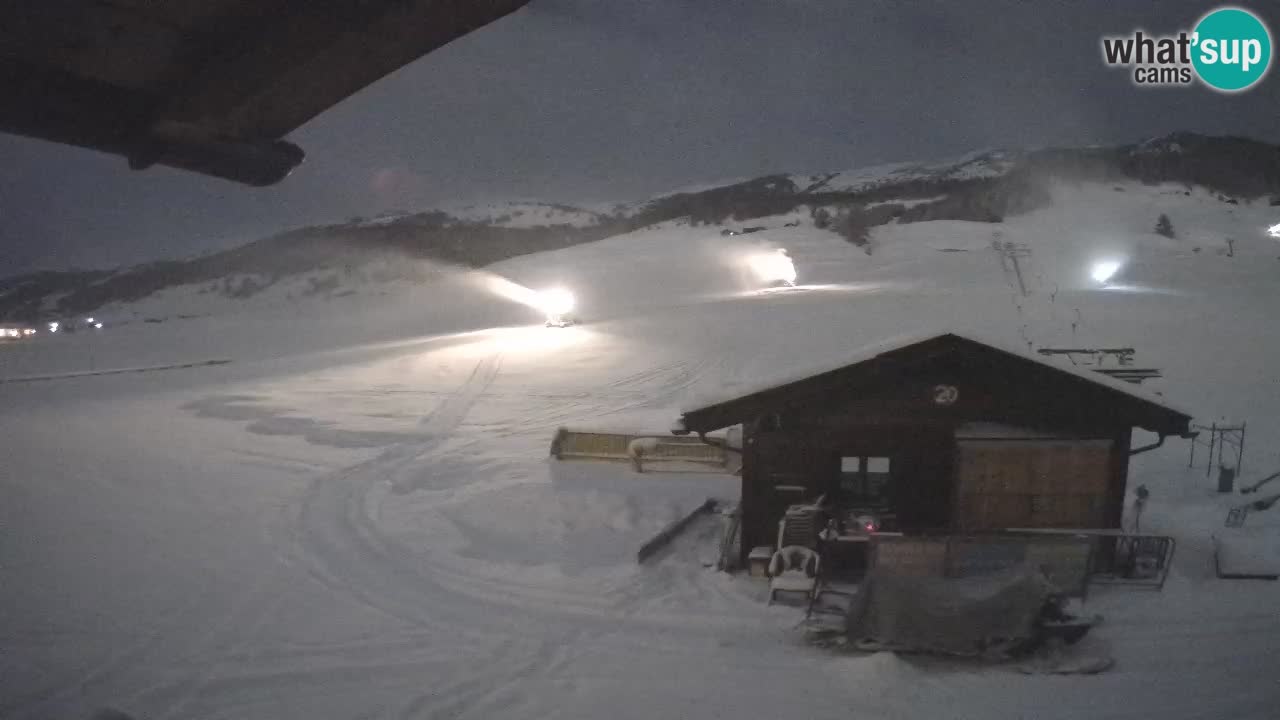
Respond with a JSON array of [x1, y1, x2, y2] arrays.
[[746, 248, 797, 286], [1268, 223, 1280, 239], [93, 322, 103, 329], [535, 287, 576, 317], [86, 317, 95, 324], [1091, 260, 1122, 285], [48, 321, 59, 333]]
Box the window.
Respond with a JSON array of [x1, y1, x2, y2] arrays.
[[840, 455, 892, 506], [865, 456, 891, 497]]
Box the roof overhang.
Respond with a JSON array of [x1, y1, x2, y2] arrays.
[[676, 332, 1193, 438], [0, 1, 531, 185]]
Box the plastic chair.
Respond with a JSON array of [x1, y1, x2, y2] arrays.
[[767, 545, 820, 605]]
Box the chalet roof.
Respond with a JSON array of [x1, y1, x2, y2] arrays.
[[675, 330, 1194, 437]]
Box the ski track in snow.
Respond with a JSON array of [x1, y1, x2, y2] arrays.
[[263, 350, 768, 719], [288, 353, 507, 626], [287, 350, 733, 624]]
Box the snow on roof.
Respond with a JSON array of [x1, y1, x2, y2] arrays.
[[958, 331, 1194, 418], [681, 329, 940, 413], [680, 328, 1195, 419]]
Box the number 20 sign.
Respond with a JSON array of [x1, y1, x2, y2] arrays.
[[933, 384, 959, 406]]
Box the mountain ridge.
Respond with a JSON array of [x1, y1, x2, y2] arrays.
[[3, 132, 1278, 322]]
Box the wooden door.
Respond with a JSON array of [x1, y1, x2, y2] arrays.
[[954, 439, 1112, 531]]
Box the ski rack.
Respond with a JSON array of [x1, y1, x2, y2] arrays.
[[1187, 421, 1247, 478]]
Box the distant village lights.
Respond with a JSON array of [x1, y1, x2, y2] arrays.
[[0, 321, 103, 338]]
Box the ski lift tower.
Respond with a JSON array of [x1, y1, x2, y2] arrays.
[[1188, 421, 1247, 491], [991, 235, 1032, 297]]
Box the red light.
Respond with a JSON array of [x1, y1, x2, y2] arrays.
[[865, 523, 875, 532]]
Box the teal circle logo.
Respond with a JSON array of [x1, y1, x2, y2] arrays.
[[1192, 7, 1272, 92]]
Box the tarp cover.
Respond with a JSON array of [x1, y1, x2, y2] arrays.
[[847, 565, 1054, 657]]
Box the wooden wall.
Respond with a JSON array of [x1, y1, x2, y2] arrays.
[[953, 439, 1114, 530], [739, 423, 1133, 562], [740, 430, 828, 556]]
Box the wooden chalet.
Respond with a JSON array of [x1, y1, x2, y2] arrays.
[[672, 332, 1193, 567]]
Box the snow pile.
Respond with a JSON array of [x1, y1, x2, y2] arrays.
[[1215, 530, 1280, 578]]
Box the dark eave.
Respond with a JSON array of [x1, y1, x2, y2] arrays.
[[0, 1, 531, 186]]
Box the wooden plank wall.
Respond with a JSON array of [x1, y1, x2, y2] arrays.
[[954, 440, 1113, 530]]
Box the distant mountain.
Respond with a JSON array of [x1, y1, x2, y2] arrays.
[[2, 133, 1278, 322], [346, 201, 608, 230]]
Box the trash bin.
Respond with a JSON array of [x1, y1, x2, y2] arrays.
[[1218, 466, 1236, 493]]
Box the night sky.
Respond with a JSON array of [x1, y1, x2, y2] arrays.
[[2, 0, 1277, 275]]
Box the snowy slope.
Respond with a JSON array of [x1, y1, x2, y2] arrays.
[[795, 148, 1017, 194], [353, 201, 606, 229], [3, 176, 1280, 720], [10, 133, 1277, 326], [440, 201, 607, 228]]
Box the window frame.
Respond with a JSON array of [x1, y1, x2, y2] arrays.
[[838, 453, 893, 506]]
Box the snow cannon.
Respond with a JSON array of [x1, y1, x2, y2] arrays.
[[747, 248, 798, 288], [1090, 259, 1123, 286], [536, 287, 577, 327]]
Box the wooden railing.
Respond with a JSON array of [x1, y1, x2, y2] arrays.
[[867, 529, 1176, 597], [1004, 529, 1176, 591]]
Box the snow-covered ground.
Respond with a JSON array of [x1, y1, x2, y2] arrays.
[[3, 180, 1280, 719]]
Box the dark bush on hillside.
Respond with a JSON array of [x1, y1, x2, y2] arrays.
[[835, 209, 872, 248]]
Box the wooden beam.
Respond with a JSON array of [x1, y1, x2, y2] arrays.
[[637, 499, 717, 564], [1106, 427, 1132, 529]]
